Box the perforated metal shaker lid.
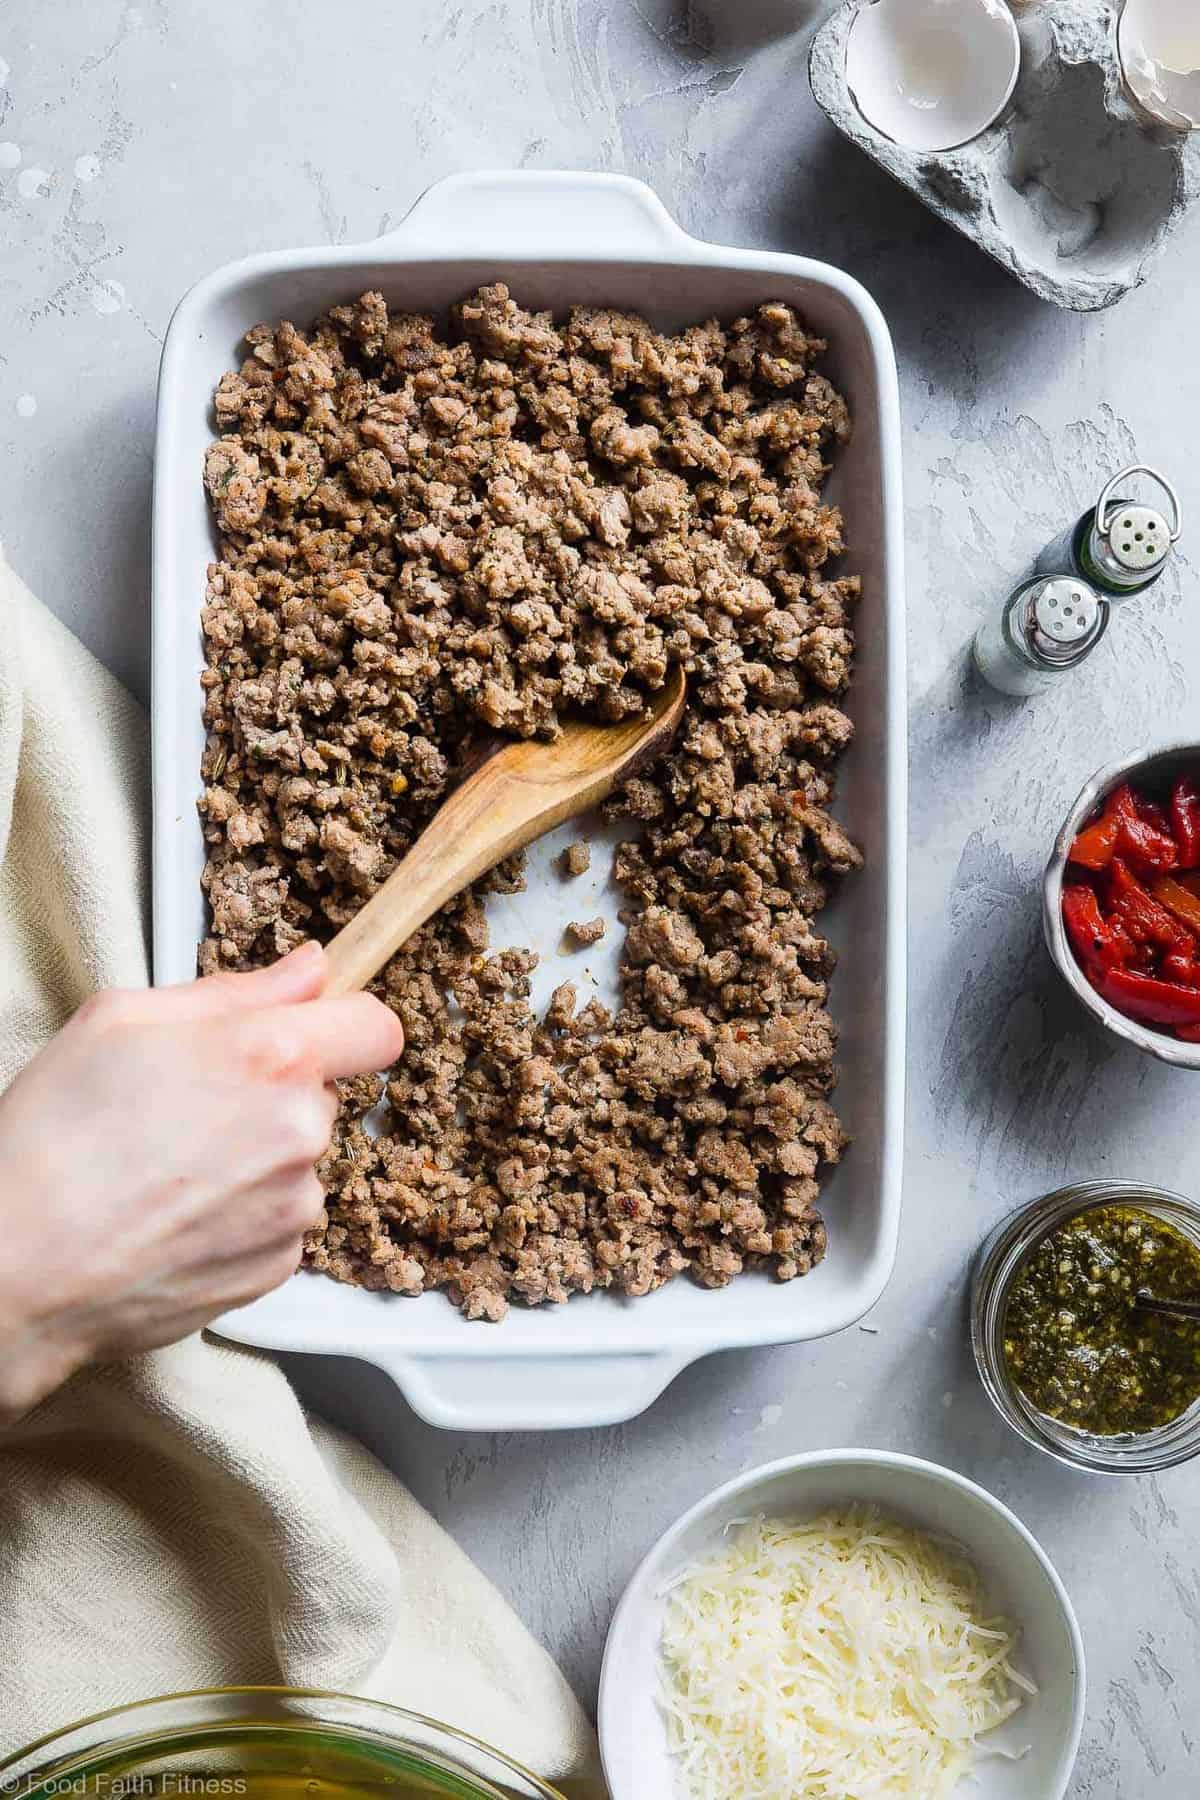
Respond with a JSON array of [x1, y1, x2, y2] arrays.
[[1096, 464, 1181, 575], [1031, 577, 1100, 648]]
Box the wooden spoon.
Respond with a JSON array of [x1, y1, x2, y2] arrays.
[[321, 667, 687, 997]]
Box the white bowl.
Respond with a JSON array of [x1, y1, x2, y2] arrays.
[[598, 1449, 1085, 1800]]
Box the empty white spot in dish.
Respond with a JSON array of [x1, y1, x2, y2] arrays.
[[15, 394, 38, 419], [0, 142, 21, 170], [74, 152, 101, 182]]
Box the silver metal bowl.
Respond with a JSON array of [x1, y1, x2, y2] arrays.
[[1043, 741, 1200, 1071]]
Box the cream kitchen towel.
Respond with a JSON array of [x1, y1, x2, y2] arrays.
[[0, 551, 602, 1794]]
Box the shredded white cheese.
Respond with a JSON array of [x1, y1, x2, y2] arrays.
[[657, 1506, 1034, 1800]]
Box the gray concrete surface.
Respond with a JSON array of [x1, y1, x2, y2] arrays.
[[3, 3, 1199, 1792]]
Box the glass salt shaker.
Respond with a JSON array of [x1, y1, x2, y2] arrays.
[[972, 575, 1108, 697]]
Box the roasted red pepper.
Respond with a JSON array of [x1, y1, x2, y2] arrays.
[[1068, 787, 1128, 871], [1070, 782, 1178, 874], [1107, 859, 1193, 951], [1152, 874, 1200, 939], [1171, 777, 1200, 870], [1115, 802, 1179, 876], [1161, 949, 1200, 986], [1062, 885, 1133, 971], [1062, 769, 1200, 1040], [1094, 967, 1200, 1028]]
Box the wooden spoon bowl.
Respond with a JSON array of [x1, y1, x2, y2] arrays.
[[322, 667, 687, 996]]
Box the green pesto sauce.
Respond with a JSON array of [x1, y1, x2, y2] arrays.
[[1003, 1205, 1200, 1436]]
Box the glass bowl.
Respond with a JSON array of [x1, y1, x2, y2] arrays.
[[0, 1690, 565, 1800], [971, 1181, 1200, 1473]]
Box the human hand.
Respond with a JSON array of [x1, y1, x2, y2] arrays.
[[0, 943, 402, 1425]]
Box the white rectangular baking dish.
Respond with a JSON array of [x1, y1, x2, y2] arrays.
[[152, 169, 906, 1432]]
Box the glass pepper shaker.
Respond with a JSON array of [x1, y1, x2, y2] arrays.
[[1033, 463, 1181, 597]]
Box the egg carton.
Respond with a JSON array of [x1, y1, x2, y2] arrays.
[[809, 0, 1200, 311]]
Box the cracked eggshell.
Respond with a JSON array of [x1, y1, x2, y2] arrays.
[[1118, 0, 1200, 131], [845, 0, 1022, 153]]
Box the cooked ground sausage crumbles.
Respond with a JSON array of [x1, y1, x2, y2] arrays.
[[559, 840, 591, 878], [199, 284, 862, 1321], [565, 917, 607, 949]]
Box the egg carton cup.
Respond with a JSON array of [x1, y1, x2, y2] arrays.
[[810, 0, 1200, 311]]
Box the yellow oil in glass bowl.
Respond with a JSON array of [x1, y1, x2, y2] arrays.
[[0, 1691, 565, 1800]]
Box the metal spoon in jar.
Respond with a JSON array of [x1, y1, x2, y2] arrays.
[[1134, 1291, 1200, 1323]]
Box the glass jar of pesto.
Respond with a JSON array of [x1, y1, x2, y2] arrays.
[[971, 1182, 1200, 1473]]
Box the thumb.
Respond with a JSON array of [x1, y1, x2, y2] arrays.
[[149, 942, 329, 1020]]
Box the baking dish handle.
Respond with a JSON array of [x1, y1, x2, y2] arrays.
[[371, 1348, 693, 1432], [374, 169, 692, 261]]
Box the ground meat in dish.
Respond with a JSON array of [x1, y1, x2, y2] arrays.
[[199, 284, 861, 1320], [565, 917, 606, 948], [559, 841, 591, 878]]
